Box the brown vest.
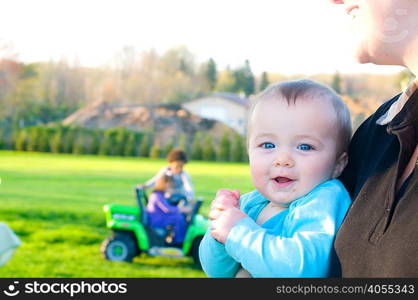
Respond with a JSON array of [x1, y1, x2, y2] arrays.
[[335, 89, 418, 277]]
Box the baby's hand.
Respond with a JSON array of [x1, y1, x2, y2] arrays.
[[208, 189, 240, 221], [210, 207, 247, 244], [208, 189, 244, 244], [211, 189, 240, 211]]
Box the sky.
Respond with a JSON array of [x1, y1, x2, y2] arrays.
[[0, 0, 404, 75]]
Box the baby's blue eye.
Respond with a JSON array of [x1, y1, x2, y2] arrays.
[[261, 142, 275, 149], [298, 144, 313, 151]]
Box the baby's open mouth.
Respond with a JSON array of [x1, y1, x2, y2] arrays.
[[274, 176, 294, 183]]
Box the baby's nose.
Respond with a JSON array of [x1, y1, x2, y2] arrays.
[[274, 152, 294, 167]]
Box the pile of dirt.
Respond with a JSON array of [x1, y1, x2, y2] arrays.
[[62, 100, 233, 145]]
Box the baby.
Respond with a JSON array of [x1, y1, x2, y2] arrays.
[[199, 79, 352, 277]]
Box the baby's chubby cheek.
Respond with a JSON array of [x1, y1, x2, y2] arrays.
[[251, 174, 265, 193], [249, 163, 264, 187]]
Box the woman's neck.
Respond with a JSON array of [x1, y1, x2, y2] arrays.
[[403, 41, 418, 78]]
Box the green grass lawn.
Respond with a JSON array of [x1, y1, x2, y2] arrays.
[[0, 151, 252, 277]]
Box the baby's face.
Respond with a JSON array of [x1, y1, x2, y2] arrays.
[[248, 97, 342, 206]]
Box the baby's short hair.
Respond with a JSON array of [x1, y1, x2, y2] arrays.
[[249, 79, 352, 154]]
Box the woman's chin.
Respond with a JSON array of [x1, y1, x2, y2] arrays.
[[353, 47, 371, 64]]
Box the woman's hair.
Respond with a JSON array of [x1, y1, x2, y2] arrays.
[[248, 79, 352, 154], [167, 148, 188, 163]]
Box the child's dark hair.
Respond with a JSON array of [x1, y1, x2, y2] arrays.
[[167, 148, 188, 163]]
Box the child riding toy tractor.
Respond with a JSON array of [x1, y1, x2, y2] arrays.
[[101, 187, 208, 267]]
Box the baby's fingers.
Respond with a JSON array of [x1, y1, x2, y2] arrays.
[[208, 208, 222, 220], [211, 195, 239, 210], [209, 221, 223, 243], [211, 199, 228, 210], [215, 189, 233, 197]]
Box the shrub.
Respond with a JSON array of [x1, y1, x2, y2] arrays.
[[124, 132, 136, 157], [202, 135, 216, 161], [99, 129, 117, 156], [190, 132, 203, 160], [218, 131, 231, 161], [177, 134, 188, 154], [138, 135, 151, 157], [62, 128, 76, 154], [50, 129, 62, 154], [72, 131, 87, 155], [231, 133, 247, 162], [163, 138, 174, 158], [149, 141, 162, 159], [26, 127, 41, 152], [0, 128, 4, 150], [37, 129, 51, 152], [15, 130, 28, 151], [114, 128, 129, 156]]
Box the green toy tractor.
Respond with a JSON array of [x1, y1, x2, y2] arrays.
[[101, 187, 208, 267]]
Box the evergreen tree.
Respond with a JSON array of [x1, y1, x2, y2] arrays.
[[331, 71, 342, 94], [89, 130, 101, 155], [231, 134, 246, 162], [259, 71, 270, 92], [191, 132, 203, 160], [202, 135, 216, 161], [99, 129, 115, 155], [63, 128, 76, 154], [243, 60, 255, 96], [177, 134, 188, 155], [163, 138, 174, 158], [206, 58, 217, 91], [124, 132, 136, 157], [218, 131, 231, 161], [0, 127, 11, 150], [72, 130, 88, 155], [50, 129, 62, 154], [0, 128, 4, 150], [232, 60, 255, 96], [38, 129, 50, 153], [138, 135, 151, 157], [149, 140, 162, 159], [3, 128, 13, 150], [10, 127, 21, 151], [26, 127, 40, 152], [15, 130, 28, 151], [115, 128, 129, 156], [215, 67, 236, 93]]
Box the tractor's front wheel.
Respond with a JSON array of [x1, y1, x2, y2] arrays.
[[190, 235, 203, 268], [101, 231, 139, 262]]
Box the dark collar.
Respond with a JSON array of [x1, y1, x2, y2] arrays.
[[388, 88, 418, 132]]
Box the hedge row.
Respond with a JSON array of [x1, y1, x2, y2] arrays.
[[0, 125, 248, 162]]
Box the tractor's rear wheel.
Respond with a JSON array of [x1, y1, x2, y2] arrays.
[[101, 231, 139, 262]]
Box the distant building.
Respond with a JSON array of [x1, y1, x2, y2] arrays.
[[182, 92, 250, 136]]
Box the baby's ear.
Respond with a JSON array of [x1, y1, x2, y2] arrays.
[[332, 152, 348, 179]]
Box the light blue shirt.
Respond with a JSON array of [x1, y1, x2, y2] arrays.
[[199, 179, 351, 278]]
